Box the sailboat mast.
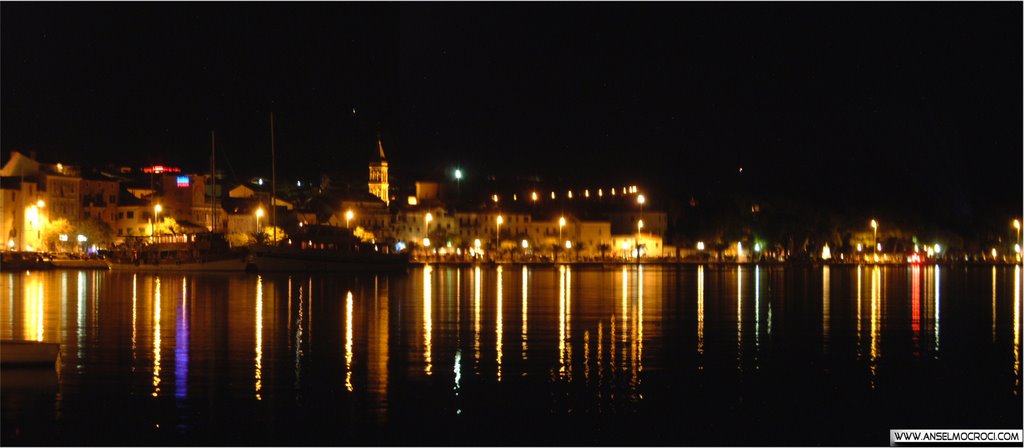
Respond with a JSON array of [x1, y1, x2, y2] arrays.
[[210, 130, 217, 233], [270, 112, 277, 244]]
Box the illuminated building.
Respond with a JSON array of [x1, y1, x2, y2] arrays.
[[368, 135, 390, 205]]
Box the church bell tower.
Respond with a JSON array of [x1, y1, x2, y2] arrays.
[[368, 134, 389, 205]]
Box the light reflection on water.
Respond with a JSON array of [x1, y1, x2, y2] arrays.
[[1, 265, 1021, 444]]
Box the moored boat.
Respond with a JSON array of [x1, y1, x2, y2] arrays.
[[248, 225, 408, 272], [108, 233, 250, 272]]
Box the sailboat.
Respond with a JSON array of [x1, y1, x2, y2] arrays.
[[246, 120, 408, 272], [106, 131, 250, 272]]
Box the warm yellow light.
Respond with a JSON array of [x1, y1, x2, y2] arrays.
[[934, 243, 941, 253], [565, 240, 572, 249], [423, 238, 431, 247], [36, 200, 45, 208], [637, 194, 645, 205], [474, 239, 481, 248], [513, 194, 517, 201], [870, 219, 877, 230], [155, 204, 164, 214], [584, 189, 590, 198], [26, 205, 39, 223], [531, 191, 538, 201], [991, 248, 998, 258], [550, 192, 556, 200], [425, 212, 433, 223], [598, 189, 603, 197], [567, 190, 573, 199], [496, 215, 503, 225], [611, 188, 616, 196], [1015, 219, 1021, 230], [697, 241, 705, 251], [492, 194, 499, 203], [559, 217, 566, 227], [345, 210, 354, 220], [1015, 244, 1021, 254], [637, 219, 644, 230], [521, 239, 529, 249], [407, 196, 418, 206], [876, 243, 882, 252], [255, 207, 263, 218], [857, 243, 863, 252]]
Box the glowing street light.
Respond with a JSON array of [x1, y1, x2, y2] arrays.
[[870, 219, 878, 254], [423, 238, 431, 247], [36, 200, 45, 208], [492, 194, 499, 203], [255, 206, 264, 235], [697, 241, 705, 251], [531, 191, 538, 202], [153, 204, 164, 237], [495, 215, 503, 259], [933, 243, 941, 254], [637, 194, 645, 205], [636, 219, 644, 261], [521, 239, 529, 249], [991, 248, 998, 258], [454, 169, 462, 180], [345, 209, 354, 229], [557, 216, 567, 262]]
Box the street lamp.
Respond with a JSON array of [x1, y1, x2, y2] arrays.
[[153, 204, 163, 237], [636, 219, 644, 261], [454, 168, 462, 199], [345, 209, 354, 229], [558, 216, 566, 262], [496, 215, 504, 261], [1014, 219, 1021, 261], [255, 206, 264, 236], [870, 219, 878, 255]]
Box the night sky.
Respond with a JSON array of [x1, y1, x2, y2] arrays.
[[2, 2, 1021, 226]]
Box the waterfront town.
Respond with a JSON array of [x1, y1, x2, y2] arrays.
[[1, 145, 1020, 266]]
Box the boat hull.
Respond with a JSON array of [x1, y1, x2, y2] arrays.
[[249, 249, 408, 273], [108, 258, 250, 272]]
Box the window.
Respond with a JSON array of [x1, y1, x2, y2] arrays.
[[127, 211, 135, 219], [118, 212, 124, 219]]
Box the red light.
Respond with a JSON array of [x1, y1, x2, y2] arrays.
[[142, 165, 181, 174]]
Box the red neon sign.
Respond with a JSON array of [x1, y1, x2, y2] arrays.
[[142, 165, 181, 174]]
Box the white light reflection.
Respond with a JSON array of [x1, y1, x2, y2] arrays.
[[522, 266, 528, 361], [934, 265, 941, 355], [993, 266, 998, 342], [153, 276, 162, 397], [737, 266, 743, 372], [423, 265, 433, 376], [870, 266, 880, 388], [559, 265, 567, 378], [822, 266, 830, 353], [345, 291, 354, 391], [474, 266, 481, 369], [255, 275, 263, 400], [1013, 265, 1020, 396], [496, 265, 503, 381], [697, 265, 705, 365]]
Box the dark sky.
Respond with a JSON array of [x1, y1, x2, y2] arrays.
[[2, 2, 1021, 223]]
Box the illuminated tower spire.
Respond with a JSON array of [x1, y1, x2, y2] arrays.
[[369, 132, 390, 205]]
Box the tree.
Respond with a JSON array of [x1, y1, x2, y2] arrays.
[[598, 243, 611, 259], [353, 226, 375, 243], [259, 226, 288, 244], [42, 218, 75, 252], [155, 217, 183, 236], [76, 218, 114, 248], [226, 232, 254, 247]]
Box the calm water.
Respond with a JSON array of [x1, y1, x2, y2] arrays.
[[1, 265, 1021, 445]]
